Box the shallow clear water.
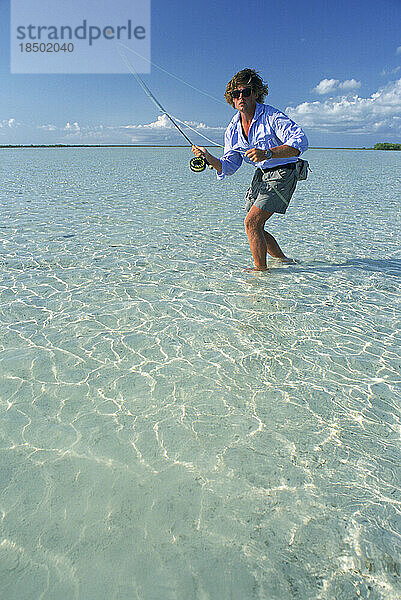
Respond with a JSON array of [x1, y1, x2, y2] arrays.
[[0, 147, 400, 600]]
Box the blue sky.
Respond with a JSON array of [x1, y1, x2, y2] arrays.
[[1, 0, 401, 147]]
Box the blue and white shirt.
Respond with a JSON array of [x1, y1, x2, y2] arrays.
[[217, 102, 308, 180]]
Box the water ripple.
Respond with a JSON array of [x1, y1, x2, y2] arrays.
[[0, 148, 400, 599]]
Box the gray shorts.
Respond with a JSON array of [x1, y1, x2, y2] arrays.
[[245, 164, 298, 214]]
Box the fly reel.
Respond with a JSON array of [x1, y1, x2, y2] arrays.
[[190, 156, 207, 172], [190, 156, 213, 173]]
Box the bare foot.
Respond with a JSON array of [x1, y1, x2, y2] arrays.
[[242, 266, 268, 272], [276, 257, 297, 264]]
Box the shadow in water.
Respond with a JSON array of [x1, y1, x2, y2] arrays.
[[265, 257, 401, 277]]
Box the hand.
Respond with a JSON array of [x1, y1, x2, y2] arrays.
[[192, 145, 211, 160], [192, 146, 222, 174], [244, 148, 269, 162]]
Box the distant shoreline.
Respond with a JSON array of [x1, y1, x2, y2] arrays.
[[0, 144, 378, 150]]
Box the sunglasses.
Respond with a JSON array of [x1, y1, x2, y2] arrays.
[[231, 87, 252, 99]]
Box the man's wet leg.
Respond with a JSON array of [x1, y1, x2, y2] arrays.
[[244, 206, 274, 270], [263, 230, 287, 259]]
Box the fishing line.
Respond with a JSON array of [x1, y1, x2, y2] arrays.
[[118, 46, 213, 172], [170, 116, 223, 148], [169, 116, 254, 163], [168, 118, 256, 164], [118, 47, 258, 172], [117, 42, 226, 106]]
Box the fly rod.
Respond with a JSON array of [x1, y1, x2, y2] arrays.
[[118, 48, 212, 172]]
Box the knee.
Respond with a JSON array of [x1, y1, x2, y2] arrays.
[[244, 213, 263, 232]]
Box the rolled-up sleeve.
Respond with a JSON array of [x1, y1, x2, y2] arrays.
[[273, 111, 309, 154], [216, 126, 243, 180], [217, 150, 243, 180]]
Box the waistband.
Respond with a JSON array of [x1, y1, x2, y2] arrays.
[[261, 162, 296, 173]]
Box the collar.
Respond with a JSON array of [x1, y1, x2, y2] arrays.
[[233, 102, 265, 126]]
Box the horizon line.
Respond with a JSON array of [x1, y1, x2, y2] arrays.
[[0, 144, 379, 150]]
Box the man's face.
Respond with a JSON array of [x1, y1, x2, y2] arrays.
[[232, 85, 257, 113]]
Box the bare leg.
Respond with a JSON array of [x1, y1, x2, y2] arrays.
[[263, 230, 287, 259], [245, 206, 288, 269]]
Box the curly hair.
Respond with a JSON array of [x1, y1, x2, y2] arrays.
[[224, 68, 269, 108]]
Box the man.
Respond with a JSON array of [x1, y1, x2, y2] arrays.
[[192, 68, 308, 271]]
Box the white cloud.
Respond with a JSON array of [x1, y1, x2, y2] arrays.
[[287, 78, 401, 135], [313, 78, 361, 95], [0, 118, 19, 128], [121, 115, 165, 129], [123, 114, 212, 132], [123, 114, 174, 129], [39, 124, 57, 131], [147, 114, 173, 129], [338, 79, 361, 91], [396, 46, 401, 55], [64, 122, 81, 133], [41, 116, 217, 145], [118, 115, 223, 144], [382, 66, 401, 76], [0, 110, 223, 145], [313, 78, 339, 95]]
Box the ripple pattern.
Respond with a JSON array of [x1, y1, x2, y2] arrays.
[[0, 148, 400, 599]]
